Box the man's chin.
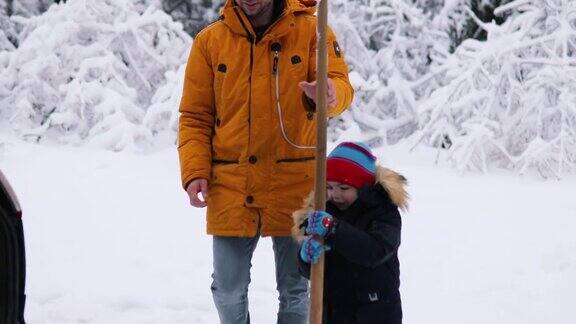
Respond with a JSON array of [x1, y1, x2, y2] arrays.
[[242, 4, 259, 15]]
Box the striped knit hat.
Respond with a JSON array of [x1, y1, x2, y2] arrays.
[[326, 142, 377, 189]]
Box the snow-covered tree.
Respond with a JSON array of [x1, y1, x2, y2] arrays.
[[142, 63, 185, 146], [0, 0, 65, 50], [9, 0, 56, 16], [417, 0, 576, 178], [161, 0, 224, 36], [0, 1, 18, 50], [0, 0, 190, 151], [0, 0, 13, 15], [434, 0, 514, 52], [330, 0, 443, 146], [413, 0, 445, 16]]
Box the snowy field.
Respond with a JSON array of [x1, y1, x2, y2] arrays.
[[1, 138, 575, 324]]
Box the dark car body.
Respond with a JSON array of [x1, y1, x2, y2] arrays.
[[0, 170, 25, 323]]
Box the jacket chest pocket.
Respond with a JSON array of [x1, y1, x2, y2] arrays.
[[214, 63, 227, 107], [287, 50, 308, 81]]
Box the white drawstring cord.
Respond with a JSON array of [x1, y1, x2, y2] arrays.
[[273, 50, 316, 149]]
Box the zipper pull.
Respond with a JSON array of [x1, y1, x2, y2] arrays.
[[270, 42, 281, 75]]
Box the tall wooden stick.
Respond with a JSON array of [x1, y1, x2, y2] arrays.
[[310, 0, 328, 323]]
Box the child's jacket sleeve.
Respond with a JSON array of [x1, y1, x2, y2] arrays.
[[327, 207, 401, 268]]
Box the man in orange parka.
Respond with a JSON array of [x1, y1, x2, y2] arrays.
[[178, 0, 353, 323]]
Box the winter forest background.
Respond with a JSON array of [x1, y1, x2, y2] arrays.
[[1, 0, 575, 178], [1, 1, 575, 323]]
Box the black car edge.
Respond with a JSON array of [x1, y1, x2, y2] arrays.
[[0, 170, 26, 324]]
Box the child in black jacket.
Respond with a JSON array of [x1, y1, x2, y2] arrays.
[[293, 142, 408, 324]]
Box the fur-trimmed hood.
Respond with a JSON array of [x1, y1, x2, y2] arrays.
[[291, 166, 408, 242]]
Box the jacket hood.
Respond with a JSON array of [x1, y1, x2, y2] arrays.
[[291, 165, 408, 241]]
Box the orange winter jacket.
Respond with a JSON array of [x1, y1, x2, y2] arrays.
[[178, 0, 354, 237]]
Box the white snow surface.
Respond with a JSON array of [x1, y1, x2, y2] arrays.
[[1, 137, 575, 323]]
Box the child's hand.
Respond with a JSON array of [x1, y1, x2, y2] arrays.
[[299, 237, 327, 264], [306, 210, 335, 237]]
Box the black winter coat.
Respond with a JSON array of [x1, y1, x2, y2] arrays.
[[297, 171, 406, 324]]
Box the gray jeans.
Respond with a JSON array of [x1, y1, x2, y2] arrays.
[[211, 234, 309, 324]]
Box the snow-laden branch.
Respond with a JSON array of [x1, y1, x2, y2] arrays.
[[0, 0, 190, 151], [417, 0, 576, 177]]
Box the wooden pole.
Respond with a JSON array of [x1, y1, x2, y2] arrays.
[[310, 0, 328, 323]]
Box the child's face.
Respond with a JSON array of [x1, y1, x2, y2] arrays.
[[327, 181, 358, 210]]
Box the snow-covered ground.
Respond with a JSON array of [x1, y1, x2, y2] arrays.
[[1, 138, 575, 324]]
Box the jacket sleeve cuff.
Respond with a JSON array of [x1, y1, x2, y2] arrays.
[[327, 78, 354, 117], [325, 218, 340, 244], [182, 172, 210, 191], [302, 93, 316, 112]]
